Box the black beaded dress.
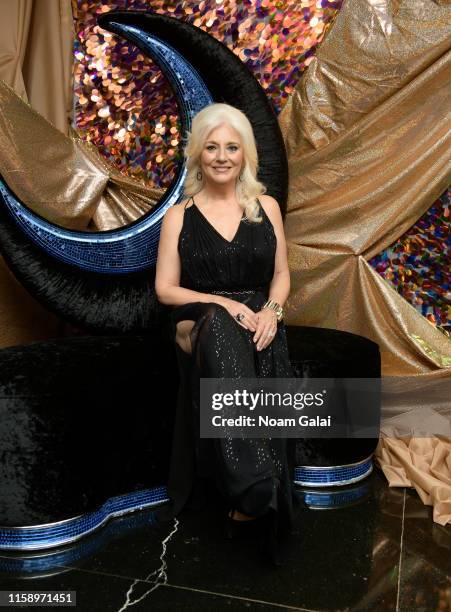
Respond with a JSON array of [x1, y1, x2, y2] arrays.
[[156, 196, 298, 531]]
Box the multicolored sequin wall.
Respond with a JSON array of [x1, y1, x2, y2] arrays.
[[72, 0, 450, 334]]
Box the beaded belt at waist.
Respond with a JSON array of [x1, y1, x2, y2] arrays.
[[210, 287, 267, 295]]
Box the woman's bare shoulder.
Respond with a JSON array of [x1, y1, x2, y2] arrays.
[[160, 203, 185, 236], [257, 194, 282, 222], [163, 199, 188, 218], [258, 193, 280, 211], [165, 198, 193, 219]]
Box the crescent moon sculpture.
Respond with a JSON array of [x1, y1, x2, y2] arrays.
[[0, 29, 212, 273], [0, 11, 288, 332]]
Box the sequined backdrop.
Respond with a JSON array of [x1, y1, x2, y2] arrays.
[[72, 0, 449, 331], [72, 0, 341, 186], [370, 189, 450, 330]]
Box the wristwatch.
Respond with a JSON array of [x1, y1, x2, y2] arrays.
[[263, 299, 284, 322]]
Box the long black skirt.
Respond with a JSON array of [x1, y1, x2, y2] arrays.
[[155, 291, 298, 531]]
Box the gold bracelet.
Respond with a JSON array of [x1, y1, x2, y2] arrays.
[[262, 299, 283, 322]]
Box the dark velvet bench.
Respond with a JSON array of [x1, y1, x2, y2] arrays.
[[0, 326, 380, 550], [286, 325, 381, 509], [0, 332, 176, 551]]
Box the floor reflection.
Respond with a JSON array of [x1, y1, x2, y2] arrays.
[[0, 470, 448, 612]]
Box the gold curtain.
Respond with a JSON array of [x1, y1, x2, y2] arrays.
[[0, 0, 74, 347], [0, 0, 73, 135], [279, 0, 451, 523]]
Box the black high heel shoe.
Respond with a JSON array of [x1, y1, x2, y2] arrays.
[[226, 508, 290, 566], [225, 509, 265, 540], [258, 509, 287, 567], [260, 510, 284, 567]]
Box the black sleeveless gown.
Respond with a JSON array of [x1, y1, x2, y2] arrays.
[[156, 196, 299, 532]]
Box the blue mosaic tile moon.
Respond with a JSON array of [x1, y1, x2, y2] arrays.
[[0, 28, 213, 273]]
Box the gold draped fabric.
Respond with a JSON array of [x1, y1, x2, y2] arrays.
[[0, 78, 163, 347], [0, 0, 73, 345], [278, 0, 451, 523], [0, 79, 163, 231]]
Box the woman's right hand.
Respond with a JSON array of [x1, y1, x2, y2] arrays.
[[216, 297, 259, 332]]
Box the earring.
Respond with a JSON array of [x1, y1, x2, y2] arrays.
[[197, 170, 203, 181], [238, 174, 243, 182]]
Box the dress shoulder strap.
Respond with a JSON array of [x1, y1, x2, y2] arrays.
[[178, 197, 193, 250], [256, 197, 266, 219], [184, 196, 194, 210]]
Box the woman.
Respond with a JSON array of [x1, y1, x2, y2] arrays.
[[155, 102, 299, 564]]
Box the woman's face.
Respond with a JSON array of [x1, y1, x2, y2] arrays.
[[199, 122, 244, 186]]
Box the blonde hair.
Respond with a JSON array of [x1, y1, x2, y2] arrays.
[[182, 103, 266, 223]]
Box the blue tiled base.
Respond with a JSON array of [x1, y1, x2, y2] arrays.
[[297, 481, 371, 510], [1, 457, 373, 551], [294, 456, 373, 487], [0, 486, 169, 551]]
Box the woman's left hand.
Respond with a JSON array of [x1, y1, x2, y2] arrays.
[[253, 307, 278, 351]]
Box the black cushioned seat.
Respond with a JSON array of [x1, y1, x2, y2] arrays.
[[285, 325, 381, 469], [0, 324, 380, 549], [0, 332, 176, 529]]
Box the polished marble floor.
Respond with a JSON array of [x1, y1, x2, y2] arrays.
[[0, 468, 449, 611]]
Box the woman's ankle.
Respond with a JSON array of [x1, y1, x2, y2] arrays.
[[229, 509, 256, 521]]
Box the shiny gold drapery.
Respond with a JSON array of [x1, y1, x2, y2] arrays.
[[0, 79, 163, 231], [0, 78, 163, 348], [278, 0, 451, 523], [0, 0, 74, 346]]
